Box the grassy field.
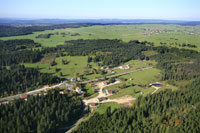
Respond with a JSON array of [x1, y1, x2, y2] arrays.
[[0, 24, 200, 51], [24, 56, 99, 78], [107, 68, 161, 99], [115, 60, 156, 73], [95, 102, 121, 114]]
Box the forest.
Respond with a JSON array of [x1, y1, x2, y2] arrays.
[[151, 46, 200, 82], [0, 90, 84, 133], [0, 65, 62, 97], [0, 39, 42, 66], [73, 79, 200, 133]]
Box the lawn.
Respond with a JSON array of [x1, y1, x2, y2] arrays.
[[1, 24, 200, 51], [95, 102, 121, 114]]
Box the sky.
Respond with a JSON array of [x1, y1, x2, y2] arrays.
[[0, 0, 200, 20]]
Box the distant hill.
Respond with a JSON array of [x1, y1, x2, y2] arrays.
[[0, 18, 200, 26]]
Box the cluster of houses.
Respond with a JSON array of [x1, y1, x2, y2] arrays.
[[143, 29, 195, 36], [101, 66, 115, 74], [70, 77, 81, 82]]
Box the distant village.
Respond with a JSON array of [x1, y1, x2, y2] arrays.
[[143, 28, 195, 36]]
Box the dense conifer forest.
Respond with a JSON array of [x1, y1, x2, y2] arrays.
[[0, 90, 84, 133], [0, 39, 42, 66], [0, 65, 62, 97]]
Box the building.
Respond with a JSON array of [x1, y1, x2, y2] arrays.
[[119, 65, 129, 70], [89, 103, 98, 108], [71, 78, 76, 82], [59, 91, 64, 94], [149, 83, 162, 87], [102, 81, 108, 86], [105, 89, 113, 95], [44, 85, 49, 87], [76, 87, 83, 94], [107, 69, 115, 73], [97, 97, 108, 102], [20, 94, 28, 100], [0, 100, 9, 105]]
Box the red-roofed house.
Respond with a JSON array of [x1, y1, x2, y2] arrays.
[[102, 81, 108, 86], [89, 103, 98, 108], [20, 94, 28, 100], [119, 65, 129, 70]]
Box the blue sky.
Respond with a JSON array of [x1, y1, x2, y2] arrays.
[[0, 0, 199, 20]]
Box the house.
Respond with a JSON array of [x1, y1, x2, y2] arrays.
[[77, 77, 81, 81], [89, 103, 98, 108], [119, 65, 129, 70], [20, 94, 28, 100], [102, 81, 108, 86], [97, 97, 108, 102], [44, 85, 49, 87], [71, 78, 76, 82], [129, 78, 134, 80], [107, 69, 115, 73], [76, 87, 83, 94], [94, 88, 100, 92], [59, 91, 64, 94], [105, 89, 113, 95], [108, 90, 113, 94], [0, 100, 9, 105], [149, 83, 162, 87]]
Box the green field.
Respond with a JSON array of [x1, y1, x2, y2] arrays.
[[1, 24, 200, 51], [24, 56, 99, 78], [95, 102, 121, 114], [107, 68, 163, 99]]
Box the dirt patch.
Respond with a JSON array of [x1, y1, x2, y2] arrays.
[[114, 95, 135, 104], [105, 95, 136, 106], [37, 55, 55, 64]]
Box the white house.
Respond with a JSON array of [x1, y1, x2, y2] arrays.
[[76, 87, 83, 94], [119, 65, 129, 70]]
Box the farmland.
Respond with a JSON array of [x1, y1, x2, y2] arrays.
[[0, 24, 200, 51]]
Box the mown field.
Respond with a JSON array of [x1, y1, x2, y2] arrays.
[[0, 24, 200, 51]]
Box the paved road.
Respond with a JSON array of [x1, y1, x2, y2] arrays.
[[0, 82, 65, 103]]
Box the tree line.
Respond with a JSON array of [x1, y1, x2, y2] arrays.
[[0, 23, 106, 37]]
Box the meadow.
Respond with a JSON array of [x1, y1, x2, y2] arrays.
[[24, 56, 98, 78], [0, 24, 200, 51], [107, 68, 177, 99]]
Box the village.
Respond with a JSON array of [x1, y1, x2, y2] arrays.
[[0, 61, 164, 116]]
